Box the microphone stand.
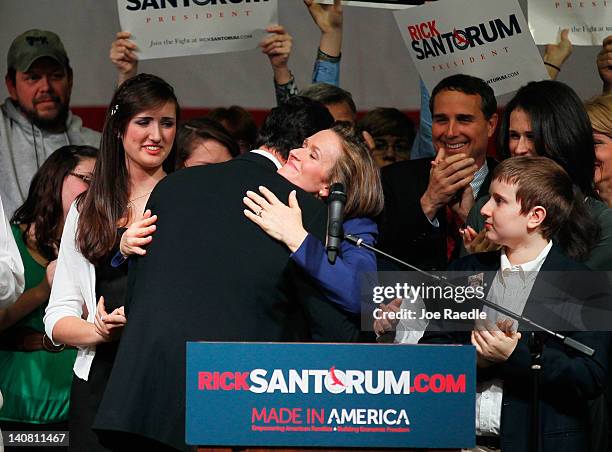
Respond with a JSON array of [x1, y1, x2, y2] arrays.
[[529, 332, 544, 452], [345, 234, 595, 452], [345, 234, 593, 356]]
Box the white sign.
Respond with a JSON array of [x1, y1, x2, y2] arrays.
[[117, 0, 278, 60], [394, 0, 549, 96], [528, 0, 611, 46], [317, 0, 422, 8]]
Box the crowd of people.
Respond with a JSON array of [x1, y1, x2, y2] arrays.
[[0, 1, 612, 451]]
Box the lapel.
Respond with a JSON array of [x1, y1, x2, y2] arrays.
[[521, 245, 562, 312], [515, 245, 582, 331], [481, 244, 566, 289], [457, 251, 500, 289], [459, 246, 575, 331]]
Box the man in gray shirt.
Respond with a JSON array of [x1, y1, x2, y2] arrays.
[[1, 29, 100, 216]]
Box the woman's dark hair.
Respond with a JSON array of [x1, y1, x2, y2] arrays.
[[493, 156, 600, 261], [327, 122, 384, 219], [357, 107, 416, 143], [77, 73, 180, 265], [175, 117, 240, 168], [11, 145, 97, 261], [207, 105, 258, 152], [498, 80, 597, 198]]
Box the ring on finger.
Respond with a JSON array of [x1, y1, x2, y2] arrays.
[[256, 209, 263, 217]]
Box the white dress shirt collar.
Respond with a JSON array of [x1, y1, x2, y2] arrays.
[[498, 240, 553, 285], [250, 149, 282, 170]]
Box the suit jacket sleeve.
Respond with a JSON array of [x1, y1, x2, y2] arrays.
[[378, 160, 447, 271]]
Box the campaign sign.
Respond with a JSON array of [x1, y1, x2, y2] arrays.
[[317, 0, 425, 9], [394, 0, 549, 96], [117, 0, 278, 60], [528, 0, 612, 46], [186, 342, 475, 448]]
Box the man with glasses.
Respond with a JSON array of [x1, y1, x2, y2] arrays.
[[0, 29, 100, 216], [357, 107, 416, 168]]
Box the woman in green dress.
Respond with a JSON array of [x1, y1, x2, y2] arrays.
[[0, 145, 97, 443]]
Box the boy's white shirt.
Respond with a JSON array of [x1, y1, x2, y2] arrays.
[[476, 240, 552, 436], [393, 240, 553, 436]]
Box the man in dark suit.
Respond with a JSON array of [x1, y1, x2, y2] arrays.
[[378, 74, 498, 270], [93, 97, 360, 451]]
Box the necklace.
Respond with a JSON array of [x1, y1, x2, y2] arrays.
[[127, 191, 152, 209]]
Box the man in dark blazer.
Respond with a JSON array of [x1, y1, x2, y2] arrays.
[[378, 74, 498, 270], [93, 97, 360, 451], [420, 245, 612, 452]]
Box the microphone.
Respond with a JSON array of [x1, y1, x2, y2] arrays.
[[326, 183, 347, 264]]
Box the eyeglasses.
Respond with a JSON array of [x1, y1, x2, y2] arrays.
[[69, 172, 93, 184], [372, 137, 412, 155]]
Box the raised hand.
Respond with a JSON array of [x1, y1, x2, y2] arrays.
[[110, 31, 139, 86], [543, 29, 572, 80], [597, 35, 612, 93], [304, 0, 343, 34], [304, 0, 343, 57], [260, 25, 293, 84], [260, 25, 293, 69]]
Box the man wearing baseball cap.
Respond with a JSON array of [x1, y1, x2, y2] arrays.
[[0, 29, 100, 216]]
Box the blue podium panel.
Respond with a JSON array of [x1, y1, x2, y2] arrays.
[[186, 342, 475, 449]]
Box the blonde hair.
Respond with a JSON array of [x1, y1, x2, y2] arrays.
[[327, 122, 384, 219], [585, 93, 612, 135]]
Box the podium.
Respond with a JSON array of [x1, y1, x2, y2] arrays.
[[186, 342, 475, 449]]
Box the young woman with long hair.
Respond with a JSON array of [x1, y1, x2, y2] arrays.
[[44, 73, 179, 451]]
